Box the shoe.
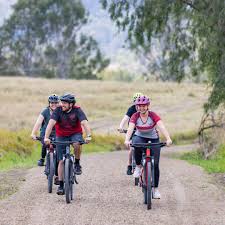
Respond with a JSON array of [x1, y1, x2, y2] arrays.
[[133, 167, 141, 178], [74, 164, 82, 175], [127, 165, 133, 175], [54, 176, 60, 185], [153, 189, 161, 199], [37, 158, 44, 166], [57, 186, 65, 195]]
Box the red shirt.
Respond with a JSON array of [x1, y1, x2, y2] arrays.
[[51, 106, 87, 137]]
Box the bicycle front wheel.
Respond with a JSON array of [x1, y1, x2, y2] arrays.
[[65, 158, 71, 203], [47, 153, 54, 193], [146, 161, 152, 210]]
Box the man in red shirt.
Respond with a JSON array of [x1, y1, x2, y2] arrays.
[[44, 94, 91, 195]]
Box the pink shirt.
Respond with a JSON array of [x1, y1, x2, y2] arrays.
[[130, 111, 161, 138]]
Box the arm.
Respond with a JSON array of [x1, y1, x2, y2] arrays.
[[118, 115, 130, 131], [124, 122, 135, 148], [31, 114, 44, 139], [81, 120, 92, 143], [156, 120, 172, 146], [44, 119, 56, 144]]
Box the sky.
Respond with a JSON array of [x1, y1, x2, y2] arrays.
[[0, 0, 144, 73]]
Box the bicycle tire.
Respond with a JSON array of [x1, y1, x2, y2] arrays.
[[47, 152, 54, 193], [65, 158, 71, 203], [146, 161, 152, 210], [135, 177, 139, 186], [70, 160, 74, 200]]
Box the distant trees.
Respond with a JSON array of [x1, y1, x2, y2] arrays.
[[0, 0, 109, 79], [102, 0, 225, 110]]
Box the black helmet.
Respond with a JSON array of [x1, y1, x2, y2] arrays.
[[48, 94, 59, 103], [60, 93, 76, 104]]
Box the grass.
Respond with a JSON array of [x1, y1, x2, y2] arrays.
[[171, 130, 198, 145], [0, 76, 207, 135], [0, 129, 124, 171], [179, 144, 225, 173]]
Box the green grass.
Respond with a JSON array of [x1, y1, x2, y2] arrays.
[[179, 144, 225, 173], [0, 130, 124, 171]]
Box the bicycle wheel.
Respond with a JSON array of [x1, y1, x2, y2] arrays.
[[146, 161, 152, 210], [70, 160, 74, 201], [65, 158, 71, 203], [47, 153, 54, 193]]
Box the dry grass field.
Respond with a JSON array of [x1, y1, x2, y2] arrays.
[[0, 76, 208, 135]]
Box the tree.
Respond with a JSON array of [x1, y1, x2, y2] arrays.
[[101, 0, 225, 110], [0, 0, 109, 79]]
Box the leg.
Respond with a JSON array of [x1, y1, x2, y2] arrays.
[[126, 148, 133, 175], [38, 141, 46, 166], [56, 136, 66, 195]]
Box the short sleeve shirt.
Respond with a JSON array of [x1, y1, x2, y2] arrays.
[[130, 111, 161, 139], [51, 106, 87, 137], [40, 107, 55, 138], [126, 105, 137, 118]]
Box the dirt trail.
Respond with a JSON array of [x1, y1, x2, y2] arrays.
[[1, 145, 225, 225]]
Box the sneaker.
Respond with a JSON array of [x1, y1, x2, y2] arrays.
[[133, 166, 141, 178], [37, 158, 44, 166], [74, 164, 82, 175], [54, 176, 60, 185], [153, 189, 161, 199], [57, 186, 65, 195], [127, 165, 133, 175]]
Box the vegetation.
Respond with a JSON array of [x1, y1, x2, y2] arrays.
[[0, 0, 109, 79], [0, 129, 124, 171], [102, 0, 225, 111], [180, 144, 225, 173]]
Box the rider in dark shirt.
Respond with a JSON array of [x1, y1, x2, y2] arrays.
[[44, 94, 92, 195], [31, 94, 59, 166], [118, 92, 143, 175]]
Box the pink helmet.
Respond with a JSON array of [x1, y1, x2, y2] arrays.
[[135, 95, 150, 105]]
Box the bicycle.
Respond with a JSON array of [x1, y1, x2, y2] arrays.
[[50, 140, 84, 204], [131, 142, 166, 210], [36, 137, 57, 193]]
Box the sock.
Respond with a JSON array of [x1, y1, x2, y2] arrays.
[[75, 158, 80, 165], [59, 181, 64, 188]]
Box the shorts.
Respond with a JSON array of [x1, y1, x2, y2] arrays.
[[56, 133, 84, 161]]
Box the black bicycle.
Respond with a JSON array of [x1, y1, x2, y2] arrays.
[[36, 137, 57, 193], [51, 140, 84, 203], [131, 142, 166, 210]]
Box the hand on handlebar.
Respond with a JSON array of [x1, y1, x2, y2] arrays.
[[166, 138, 172, 147], [124, 140, 131, 149], [44, 138, 51, 145], [85, 136, 92, 143], [31, 134, 37, 140]]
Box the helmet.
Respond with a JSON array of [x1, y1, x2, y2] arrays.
[[59, 93, 76, 104], [48, 94, 59, 103], [133, 92, 143, 102], [135, 95, 150, 105]]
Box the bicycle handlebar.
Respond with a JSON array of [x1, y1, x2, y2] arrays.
[[131, 142, 166, 148], [50, 140, 86, 145], [117, 129, 127, 133]]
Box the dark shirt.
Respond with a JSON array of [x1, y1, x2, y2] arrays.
[[51, 106, 87, 137], [126, 105, 137, 118], [40, 107, 55, 138]]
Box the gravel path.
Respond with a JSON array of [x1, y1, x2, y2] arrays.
[[1, 145, 225, 225]]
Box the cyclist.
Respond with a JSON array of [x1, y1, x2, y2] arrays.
[[31, 94, 59, 166], [118, 92, 143, 175], [44, 93, 92, 195], [124, 95, 172, 199]]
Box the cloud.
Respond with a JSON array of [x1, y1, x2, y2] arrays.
[[0, 0, 17, 26]]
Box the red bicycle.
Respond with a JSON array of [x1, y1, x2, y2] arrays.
[[131, 142, 166, 210]]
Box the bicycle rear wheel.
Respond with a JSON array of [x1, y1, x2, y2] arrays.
[[65, 158, 71, 203], [146, 161, 152, 210], [47, 153, 54, 193]]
